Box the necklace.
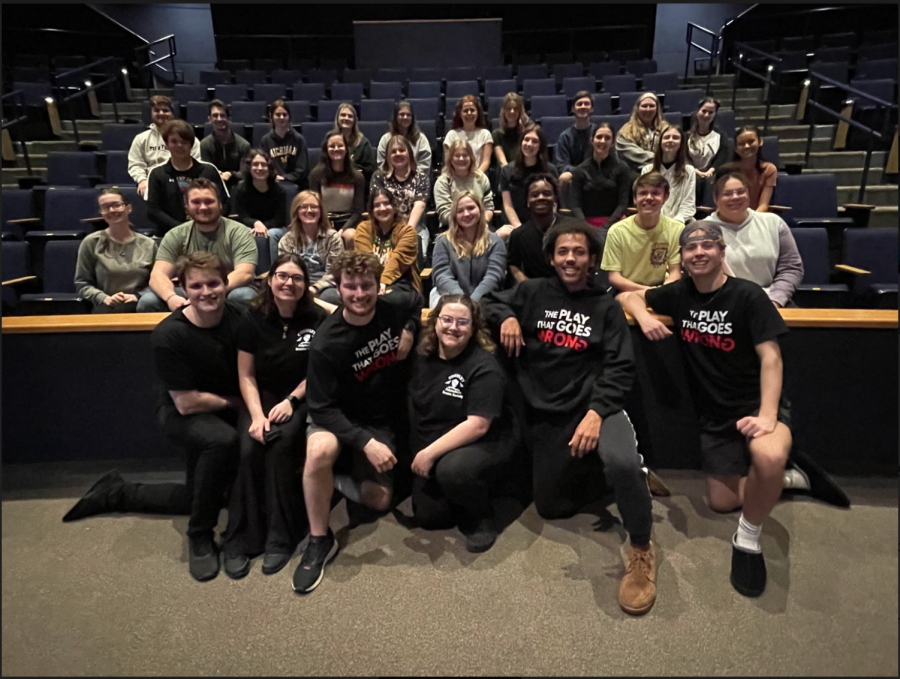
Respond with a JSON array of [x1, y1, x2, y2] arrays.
[[695, 279, 727, 306], [282, 321, 289, 340]]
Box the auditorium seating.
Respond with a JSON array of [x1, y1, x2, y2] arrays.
[[854, 59, 898, 82], [446, 81, 480, 100], [18, 240, 88, 315], [316, 100, 343, 122], [1, 241, 34, 311], [521, 78, 557, 100], [642, 72, 679, 94], [292, 83, 325, 104], [484, 79, 518, 99], [229, 101, 267, 125], [46, 152, 101, 188], [186, 102, 209, 126], [528, 95, 567, 120], [214, 84, 248, 103], [331, 82, 364, 105], [235, 70, 266, 86], [285, 101, 312, 123], [407, 98, 440, 122], [408, 82, 442, 99], [253, 84, 287, 104], [358, 121, 385, 146], [562, 76, 597, 99], [591, 93, 613, 115], [104, 151, 132, 185], [841, 229, 898, 308], [200, 70, 232, 86], [343, 69, 374, 87], [101, 124, 143, 152], [2, 189, 34, 241], [790, 227, 851, 308], [370, 82, 403, 100], [601, 75, 637, 96], [173, 84, 208, 104], [663, 89, 704, 113], [302, 121, 334, 149], [625, 60, 658, 79]]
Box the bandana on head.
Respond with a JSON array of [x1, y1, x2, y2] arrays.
[[679, 220, 724, 249]]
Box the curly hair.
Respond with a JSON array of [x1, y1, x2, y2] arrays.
[[417, 294, 495, 356], [331, 249, 383, 287]]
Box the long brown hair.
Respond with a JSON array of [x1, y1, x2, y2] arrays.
[[381, 134, 419, 178], [451, 95, 487, 130], [333, 102, 362, 148], [317, 130, 362, 183], [389, 100, 421, 144], [512, 123, 550, 180], [417, 294, 495, 356], [649, 124, 688, 184], [499, 92, 529, 133], [250, 253, 315, 318]]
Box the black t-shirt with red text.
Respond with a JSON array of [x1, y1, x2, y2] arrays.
[[645, 276, 788, 420], [306, 290, 422, 449]]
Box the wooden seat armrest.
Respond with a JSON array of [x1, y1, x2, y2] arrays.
[[835, 264, 871, 275], [421, 268, 432, 279], [841, 203, 876, 211], [6, 217, 41, 225], [2, 275, 38, 286], [768, 205, 792, 213], [79, 216, 106, 223], [558, 208, 573, 216], [626, 207, 637, 215], [695, 205, 715, 213]]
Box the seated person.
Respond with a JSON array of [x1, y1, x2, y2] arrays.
[[616, 93, 666, 174], [354, 188, 421, 296], [492, 92, 530, 176], [200, 99, 251, 192], [278, 191, 344, 306], [334, 102, 376, 185], [704, 171, 803, 308], [724, 125, 777, 212], [430, 192, 506, 308], [294, 251, 422, 594], [687, 97, 734, 187], [434, 139, 494, 228], [483, 220, 657, 616], [146, 119, 229, 237], [555, 90, 597, 188], [618, 222, 792, 598], [64, 251, 246, 583], [507, 173, 595, 283], [74, 188, 156, 313], [128, 94, 201, 198], [369, 134, 429, 250], [260, 99, 310, 190], [409, 294, 519, 552], [600, 172, 684, 292], [308, 130, 366, 246], [443, 95, 493, 174], [138, 178, 258, 312], [640, 124, 696, 224], [232, 148, 289, 260], [221, 253, 329, 580], [568, 122, 631, 228], [376, 101, 432, 172], [499, 123, 558, 237]]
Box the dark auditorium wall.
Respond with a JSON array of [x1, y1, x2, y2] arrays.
[[653, 3, 752, 76], [89, 3, 218, 84], [354, 19, 502, 69]]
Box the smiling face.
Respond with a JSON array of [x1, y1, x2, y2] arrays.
[[186, 188, 222, 226], [337, 106, 356, 130], [371, 193, 395, 227], [592, 126, 613, 159], [526, 179, 556, 216], [209, 105, 229, 134], [715, 176, 751, 218], [269, 260, 306, 304], [272, 106, 290, 132], [635, 184, 667, 219], [697, 102, 717, 129], [396, 105, 412, 132], [521, 130, 540, 159], [637, 96, 658, 126], [573, 96, 593, 120], [249, 153, 269, 182], [152, 104, 173, 128], [183, 266, 226, 314], [98, 193, 132, 227], [736, 130, 762, 161], [451, 148, 471, 175], [454, 195, 481, 232], [326, 134, 347, 164], [436, 302, 474, 355], [296, 196, 321, 229], [551, 232, 595, 290], [388, 140, 409, 172], [460, 101, 479, 128], [166, 132, 192, 161], [503, 101, 521, 128], [681, 230, 726, 278], [338, 271, 378, 318], [660, 127, 682, 156]]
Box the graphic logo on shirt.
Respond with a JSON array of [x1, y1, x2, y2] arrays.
[[442, 374, 465, 399], [350, 328, 401, 382], [650, 243, 669, 268], [295, 329, 316, 352], [681, 309, 735, 352], [534, 308, 592, 352]]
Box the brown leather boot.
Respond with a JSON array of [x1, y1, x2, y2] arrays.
[[619, 542, 657, 615]]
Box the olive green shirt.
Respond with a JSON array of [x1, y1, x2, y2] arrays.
[[156, 217, 258, 272]]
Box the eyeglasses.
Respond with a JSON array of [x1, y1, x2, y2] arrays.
[[438, 316, 471, 329], [298, 204, 320, 212], [720, 189, 748, 199], [273, 272, 305, 284], [99, 202, 126, 213], [327, 145, 345, 151]]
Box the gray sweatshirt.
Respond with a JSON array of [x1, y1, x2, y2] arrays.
[[127, 123, 201, 184], [433, 171, 494, 227], [74, 230, 157, 307], [705, 210, 804, 307], [430, 231, 507, 305]]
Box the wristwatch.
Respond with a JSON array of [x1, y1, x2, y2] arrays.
[[287, 395, 301, 409]]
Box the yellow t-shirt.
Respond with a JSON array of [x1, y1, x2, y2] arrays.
[[600, 214, 684, 287]]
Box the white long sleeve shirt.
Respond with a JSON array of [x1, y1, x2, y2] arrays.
[[127, 123, 201, 184]]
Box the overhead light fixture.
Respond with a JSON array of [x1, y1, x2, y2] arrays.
[[84, 80, 92, 87], [121, 68, 128, 75], [45, 97, 54, 104], [804, 79, 811, 86]]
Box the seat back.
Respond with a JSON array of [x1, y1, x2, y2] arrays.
[[235, 69, 266, 85], [625, 59, 658, 78], [254, 236, 271, 275], [813, 46, 851, 63], [779, 36, 812, 52], [409, 67, 444, 83], [610, 49, 642, 64], [43, 240, 81, 293], [252, 83, 286, 104], [230, 101, 268, 125], [790, 227, 831, 284], [255, 58, 283, 73], [291, 82, 325, 103], [222, 59, 250, 72], [281, 182, 299, 217], [849, 79, 895, 109], [302, 122, 334, 149], [591, 93, 613, 115], [522, 78, 557, 99], [361, 99, 396, 122], [716, 109, 736, 139], [844, 228, 898, 289], [486, 96, 506, 120], [408, 81, 441, 99], [317, 100, 345, 122], [417, 120, 438, 149], [47, 152, 98, 187], [308, 147, 322, 168], [214, 84, 248, 103], [663, 89, 704, 113], [591, 114, 631, 133], [561, 76, 597, 99], [480, 65, 513, 81], [529, 95, 567, 120], [588, 62, 622, 79], [174, 83, 208, 103], [857, 43, 896, 61], [331, 82, 364, 105], [101, 124, 143, 152], [369, 81, 403, 100], [484, 79, 518, 98], [2, 241, 31, 281], [855, 59, 898, 81], [446, 67, 478, 82], [343, 69, 374, 86], [105, 151, 133, 184], [285, 100, 311, 123], [545, 52, 574, 67], [642, 71, 679, 94], [617, 91, 644, 115], [602, 74, 637, 95], [44, 188, 99, 231], [762, 135, 780, 170], [809, 61, 849, 83], [1, 189, 33, 228], [407, 98, 439, 122], [772, 174, 838, 218], [252, 122, 271, 147], [185, 101, 210, 126], [305, 69, 338, 86], [200, 70, 232, 86], [774, 51, 810, 72], [270, 69, 304, 86], [552, 63, 584, 84], [446, 80, 480, 101], [376, 68, 408, 83], [111, 186, 152, 232], [358, 121, 387, 144], [516, 64, 549, 84], [540, 116, 573, 148], [12, 82, 52, 106]]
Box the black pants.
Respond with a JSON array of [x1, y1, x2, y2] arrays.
[[411, 425, 519, 529], [118, 405, 240, 540], [529, 409, 653, 546], [222, 393, 309, 556]]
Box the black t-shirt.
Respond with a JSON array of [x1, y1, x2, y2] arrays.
[[236, 303, 328, 398], [492, 127, 521, 166], [500, 162, 560, 225], [408, 343, 505, 450], [151, 301, 247, 410], [306, 290, 423, 449], [645, 276, 789, 421]]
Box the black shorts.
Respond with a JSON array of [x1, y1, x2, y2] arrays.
[[699, 404, 792, 477], [306, 415, 395, 489]]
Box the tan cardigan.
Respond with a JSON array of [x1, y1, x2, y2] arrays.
[[354, 219, 422, 293]]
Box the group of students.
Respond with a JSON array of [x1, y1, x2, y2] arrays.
[[64, 168, 848, 616]]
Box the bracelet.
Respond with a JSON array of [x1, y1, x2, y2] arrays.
[[165, 293, 178, 303]]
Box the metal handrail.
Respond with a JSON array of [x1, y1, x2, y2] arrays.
[[684, 23, 721, 95], [51, 57, 124, 144], [1, 90, 33, 175], [804, 70, 897, 201], [730, 41, 785, 134], [135, 34, 180, 87]]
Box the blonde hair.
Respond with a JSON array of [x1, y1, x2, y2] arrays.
[[288, 190, 333, 246], [500, 92, 529, 133], [333, 102, 362, 148], [445, 191, 491, 259], [441, 139, 477, 178], [619, 92, 665, 149]]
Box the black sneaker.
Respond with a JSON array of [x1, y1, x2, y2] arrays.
[[464, 517, 498, 554], [730, 534, 766, 597], [292, 530, 339, 593], [789, 448, 851, 508], [223, 552, 251, 580], [62, 470, 125, 522], [189, 536, 220, 582], [261, 552, 292, 576]]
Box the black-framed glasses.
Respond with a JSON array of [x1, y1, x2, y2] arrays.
[[273, 272, 305, 285], [438, 315, 471, 329], [99, 202, 126, 213]]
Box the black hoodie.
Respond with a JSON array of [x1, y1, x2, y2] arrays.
[[482, 275, 634, 419]]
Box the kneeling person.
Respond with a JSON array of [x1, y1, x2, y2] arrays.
[[296, 251, 422, 594], [483, 221, 656, 616]]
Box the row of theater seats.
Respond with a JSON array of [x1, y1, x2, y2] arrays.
[[3, 227, 896, 316]]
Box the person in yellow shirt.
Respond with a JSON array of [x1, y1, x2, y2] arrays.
[[600, 172, 684, 291]]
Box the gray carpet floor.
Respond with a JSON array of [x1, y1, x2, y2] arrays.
[[2, 460, 897, 677]]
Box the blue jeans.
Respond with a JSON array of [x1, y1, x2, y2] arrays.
[[136, 285, 258, 313], [268, 228, 287, 263]]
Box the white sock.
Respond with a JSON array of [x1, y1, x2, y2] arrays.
[[783, 468, 810, 490], [333, 474, 362, 504], [734, 514, 762, 553]]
